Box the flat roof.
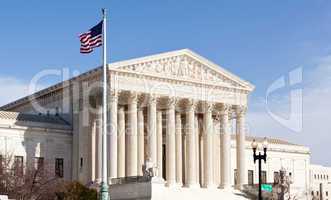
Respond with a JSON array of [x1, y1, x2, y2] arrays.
[[0, 110, 70, 126]]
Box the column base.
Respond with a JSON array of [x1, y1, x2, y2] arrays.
[[184, 183, 200, 189], [166, 181, 182, 188], [203, 184, 218, 190], [219, 184, 232, 191], [151, 176, 165, 184], [235, 184, 243, 191], [175, 182, 184, 188]]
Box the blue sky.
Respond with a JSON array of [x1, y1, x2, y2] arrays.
[[1, 0, 331, 165]]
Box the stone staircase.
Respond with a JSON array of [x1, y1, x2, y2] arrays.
[[108, 176, 252, 200]]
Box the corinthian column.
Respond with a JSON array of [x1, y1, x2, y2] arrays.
[[220, 104, 231, 189], [195, 116, 200, 186], [203, 102, 213, 188], [137, 105, 144, 176], [117, 106, 125, 178], [148, 95, 157, 165], [236, 106, 247, 190], [213, 117, 221, 186], [186, 99, 198, 187], [175, 112, 183, 186], [109, 90, 118, 182], [166, 97, 176, 186], [127, 92, 138, 176], [156, 110, 163, 179]]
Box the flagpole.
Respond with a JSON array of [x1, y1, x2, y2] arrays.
[[100, 8, 109, 200]]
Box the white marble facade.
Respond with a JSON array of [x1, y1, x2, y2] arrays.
[[0, 111, 72, 180], [0, 49, 313, 198], [82, 49, 253, 189]]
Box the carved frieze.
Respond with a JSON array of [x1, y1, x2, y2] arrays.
[[118, 55, 242, 88]]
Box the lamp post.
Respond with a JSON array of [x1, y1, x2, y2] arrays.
[[251, 137, 268, 200]]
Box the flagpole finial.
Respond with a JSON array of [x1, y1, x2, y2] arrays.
[[102, 8, 106, 18]]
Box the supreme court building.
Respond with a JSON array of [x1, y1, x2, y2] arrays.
[[0, 49, 313, 199]]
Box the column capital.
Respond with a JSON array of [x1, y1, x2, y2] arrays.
[[219, 104, 231, 115], [166, 97, 177, 109], [203, 102, 214, 113], [137, 94, 146, 109], [148, 94, 159, 104], [185, 99, 198, 111], [128, 92, 138, 103], [235, 105, 247, 117], [109, 89, 118, 102]]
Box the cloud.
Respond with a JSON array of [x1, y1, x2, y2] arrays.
[[0, 77, 31, 106], [0, 77, 46, 107], [248, 55, 331, 166]]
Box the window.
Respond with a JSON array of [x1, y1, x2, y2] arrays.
[[13, 156, 23, 176], [311, 191, 314, 196], [317, 191, 319, 196], [34, 157, 44, 171], [234, 169, 237, 185], [248, 170, 254, 185], [261, 171, 267, 184], [55, 158, 64, 178], [274, 172, 280, 184], [326, 191, 329, 196], [315, 174, 317, 179]]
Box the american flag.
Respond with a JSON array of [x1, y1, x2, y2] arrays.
[[79, 21, 103, 53]]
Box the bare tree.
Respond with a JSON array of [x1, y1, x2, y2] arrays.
[[0, 154, 63, 200]]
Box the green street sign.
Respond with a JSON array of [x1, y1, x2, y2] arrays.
[[261, 184, 273, 192]]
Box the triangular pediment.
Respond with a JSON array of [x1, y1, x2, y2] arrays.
[[109, 49, 254, 91]]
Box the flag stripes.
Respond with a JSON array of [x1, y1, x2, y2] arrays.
[[79, 21, 103, 54]]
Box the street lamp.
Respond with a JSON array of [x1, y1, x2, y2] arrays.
[[251, 137, 268, 200]]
